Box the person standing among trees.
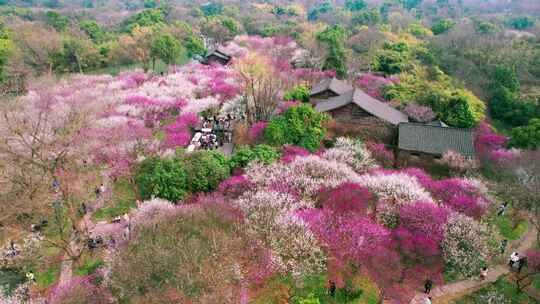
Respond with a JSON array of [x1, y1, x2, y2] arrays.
[[424, 279, 433, 294]]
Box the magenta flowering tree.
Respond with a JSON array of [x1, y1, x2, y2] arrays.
[[430, 178, 488, 219], [280, 145, 311, 163], [365, 141, 395, 167], [399, 202, 449, 244], [356, 73, 397, 101], [218, 175, 255, 199], [164, 112, 200, 148], [248, 121, 268, 142], [316, 182, 373, 215], [475, 121, 516, 163]]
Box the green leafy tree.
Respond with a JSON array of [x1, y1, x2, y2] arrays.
[[403, 0, 422, 10], [264, 104, 328, 152], [143, 0, 158, 8], [135, 157, 188, 203], [508, 16, 536, 30], [308, 1, 333, 21], [181, 151, 230, 193], [408, 23, 433, 38], [122, 8, 165, 32], [351, 8, 381, 26], [474, 20, 498, 34], [444, 93, 477, 128], [284, 85, 310, 103], [316, 25, 347, 78], [345, 0, 366, 11], [0, 28, 13, 81], [491, 64, 520, 94], [52, 36, 102, 73], [229, 145, 280, 169], [373, 49, 408, 75], [79, 20, 106, 43], [201, 2, 223, 16], [509, 119, 540, 150], [431, 19, 456, 35], [150, 33, 183, 66], [43, 0, 61, 8], [45, 11, 70, 31]]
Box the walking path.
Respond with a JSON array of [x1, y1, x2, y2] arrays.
[[411, 224, 537, 304]]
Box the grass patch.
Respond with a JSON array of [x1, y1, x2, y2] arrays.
[[253, 274, 380, 304], [0, 268, 25, 293], [75, 258, 103, 276], [452, 278, 538, 303], [94, 178, 136, 221], [496, 217, 529, 241], [35, 263, 60, 289]]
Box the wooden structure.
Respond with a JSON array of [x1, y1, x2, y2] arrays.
[[202, 49, 232, 66], [397, 122, 475, 163], [310, 78, 409, 143]]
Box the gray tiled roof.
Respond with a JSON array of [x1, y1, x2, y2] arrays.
[[314, 88, 409, 125], [398, 123, 475, 157], [310, 78, 354, 96]]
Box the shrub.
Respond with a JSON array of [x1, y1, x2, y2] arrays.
[[431, 19, 456, 35], [135, 157, 188, 203], [284, 84, 310, 103], [181, 150, 230, 193], [508, 118, 540, 149], [264, 104, 328, 152], [229, 144, 280, 169]]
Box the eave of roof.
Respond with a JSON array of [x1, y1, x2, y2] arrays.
[[398, 123, 475, 156]]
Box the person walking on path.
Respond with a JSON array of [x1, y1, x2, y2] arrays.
[[500, 239, 508, 255], [497, 202, 508, 216], [424, 279, 433, 294], [424, 296, 432, 304], [480, 267, 488, 280]]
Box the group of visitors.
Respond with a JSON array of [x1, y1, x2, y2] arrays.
[[201, 114, 235, 131], [509, 251, 527, 273]]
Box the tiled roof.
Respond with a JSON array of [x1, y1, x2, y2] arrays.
[[314, 88, 409, 125], [398, 123, 475, 157], [310, 78, 354, 96]]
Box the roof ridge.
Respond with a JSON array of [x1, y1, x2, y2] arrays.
[[399, 122, 473, 132]]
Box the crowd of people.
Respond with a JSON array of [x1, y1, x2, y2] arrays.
[[189, 114, 235, 152]]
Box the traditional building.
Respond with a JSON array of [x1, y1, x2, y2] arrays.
[[310, 78, 409, 143], [397, 123, 475, 163], [202, 49, 232, 66]]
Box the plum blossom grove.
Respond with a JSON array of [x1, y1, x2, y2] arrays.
[[6, 127, 494, 303], [0, 34, 528, 303]]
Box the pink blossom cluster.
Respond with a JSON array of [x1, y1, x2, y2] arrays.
[[164, 113, 200, 148], [248, 121, 268, 141], [356, 73, 398, 101], [441, 150, 479, 172], [232, 190, 326, 277], [322, 137, 376, 172], [280, 145, 311, 163], [403, 103, 437, 123], [441, 212, 496, 278], [365, 141, 395, 167], [475, 121, 517, 163]]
